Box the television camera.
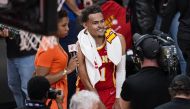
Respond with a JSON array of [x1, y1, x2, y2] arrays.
[[48, 88, 62, 99], [126, 30, 180, 80]]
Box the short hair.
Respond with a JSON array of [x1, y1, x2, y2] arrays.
[[169, 74, 190, 97], [27, 76, 50, 100], [80, 5, 102, 23], [70, 90, 100, 109]]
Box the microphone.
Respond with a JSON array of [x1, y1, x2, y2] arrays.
[[68, 44, 78, 74], [68, 44, 77, 57]]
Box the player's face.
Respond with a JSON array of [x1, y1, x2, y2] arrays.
[[57, 17, 69, 38], [84, 13, 106, 38]]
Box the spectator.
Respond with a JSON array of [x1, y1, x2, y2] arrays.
[[155, 74, 190, 109], [64, 0, 81, 16], [0, 27, 36, 108], [76, 5, 126, 109], [35, 9, 78, 109], [70, 90, 100, 109], [168, 12, 186, 75], [127, 0, 164, 34], [160, 0, 190, 76], [120, 34, 170, 109]]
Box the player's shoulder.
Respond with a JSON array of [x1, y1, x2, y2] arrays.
[[116, 33, 125, 44], [116, 33, 126, 51], [116, 33, 125, 40]]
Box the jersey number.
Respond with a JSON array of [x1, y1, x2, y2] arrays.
[[100, 67, 106, 81]]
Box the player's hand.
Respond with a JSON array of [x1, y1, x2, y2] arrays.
[[99, 101, 106, 109], [112, 98, 121, 109]]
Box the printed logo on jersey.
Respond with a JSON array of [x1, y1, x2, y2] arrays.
[[105, 28, 116, 44]]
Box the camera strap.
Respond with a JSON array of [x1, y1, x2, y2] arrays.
[[25, 99, 46, 108]]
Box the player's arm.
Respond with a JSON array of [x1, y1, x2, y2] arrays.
[[120, 99, 131, 109], [77, 44, 97, 92], [113, 34, 126, 109], [118, 33, 127, 55], [116, 33, 126, 97]]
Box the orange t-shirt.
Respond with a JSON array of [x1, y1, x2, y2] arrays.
[[35, 36, 68, 109]]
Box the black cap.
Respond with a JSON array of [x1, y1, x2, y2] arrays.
[[141, 38, 160, 59]]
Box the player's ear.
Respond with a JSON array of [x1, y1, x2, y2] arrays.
[[82, 22, 87, 28]]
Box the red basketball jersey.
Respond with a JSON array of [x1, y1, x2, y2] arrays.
[[76, 42, 116, 91], [95, 42, 116, 90]]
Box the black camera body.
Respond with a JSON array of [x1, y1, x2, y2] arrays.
[[159, 45, 178, 72], [47, 88, 62, 99], [158, 38, 179, 80], [153, 30, 179, 77], [127, 30, 180, 79]]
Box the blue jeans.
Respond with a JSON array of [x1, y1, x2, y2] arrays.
[[170, 13, 187, 74], [155, 14, 187, 74], [7, 55, 35, 108]]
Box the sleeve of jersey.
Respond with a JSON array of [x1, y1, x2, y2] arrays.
[[35, 48, 55, 68], [116, 55, 126, 98]]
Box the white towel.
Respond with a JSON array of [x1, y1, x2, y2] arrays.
[[105, 28, 122, 65], [77, 29, 122, 87]]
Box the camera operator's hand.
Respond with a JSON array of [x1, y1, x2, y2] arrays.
[[66, 55, 79, 74], [55, 90, 64, 109]]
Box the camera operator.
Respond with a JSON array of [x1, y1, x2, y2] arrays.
[[15, 76, 63, 109], [155, 74, 190, 109], [120, 34, 170, 109]]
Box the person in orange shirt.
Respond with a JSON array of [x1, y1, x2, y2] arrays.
[[35, 9, 78, 109]]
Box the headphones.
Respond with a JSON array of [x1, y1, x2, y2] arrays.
[[133, 33, 160, 59]]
